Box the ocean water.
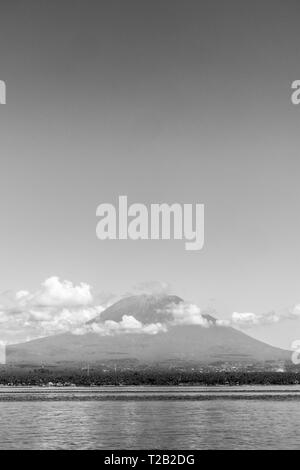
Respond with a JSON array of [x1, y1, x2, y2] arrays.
[[0, 386, 299, 449]]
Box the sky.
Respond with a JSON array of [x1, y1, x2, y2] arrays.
[[0, 0, 300, 349]]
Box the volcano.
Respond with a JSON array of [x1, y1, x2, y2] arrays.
[[6, 294, 291, 366]]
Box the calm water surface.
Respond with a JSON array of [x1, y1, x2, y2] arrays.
[[0, 386, 299, 449]]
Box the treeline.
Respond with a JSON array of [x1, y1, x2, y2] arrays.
[[0, 369, 300, 386]]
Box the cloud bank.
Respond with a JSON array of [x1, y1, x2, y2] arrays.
[[0, 277, 104, 344], [15, 276, 93, 308], [222, 306, 300, 329], [0, 277, 182, 343]]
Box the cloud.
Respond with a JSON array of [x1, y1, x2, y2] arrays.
[[28, 306, 105, 334], [0, 277, 102, 343], [223, 306, 300, 329], [291, 304, 300, 317], [16, 276, 93, 308], [159, 301, 211, 327], [0, 277, 170, 343], [231, 311, 279, 327], [74, 315, 167, 336]]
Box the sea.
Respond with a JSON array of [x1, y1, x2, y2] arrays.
[[0, 385, 299, 449]]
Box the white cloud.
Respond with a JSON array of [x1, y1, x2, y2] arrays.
[[0, 277, 101, 343], [0, 276, 171, 343], [73, 315, 167, 336], [291, 304, 300, 317], [163, 302, 211, 327], [231, 312, 262, 327], [16, 276, 93, 308], [143, 323, 167, 334], [225, 309, 293, 329]]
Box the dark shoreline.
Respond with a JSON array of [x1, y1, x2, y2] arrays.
[[0, 385, 300, 401], [0, 395, 300, 401]]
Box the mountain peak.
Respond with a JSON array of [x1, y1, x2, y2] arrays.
[[90, 293, 183, 324]]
